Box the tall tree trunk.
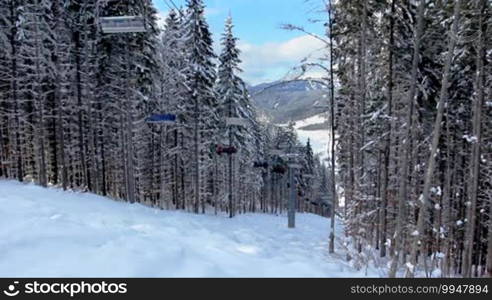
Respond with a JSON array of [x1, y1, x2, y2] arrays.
[[328, 0, 337, 254], [380, 0, 396, 258], [33, 0, 47, 187], [7, 1, 24, 182], [74, 31, 88, 189], [388, 0, 426, 278], [194, 92, 200, 214], [462, 0, 486, 278], [409, 0, 462, 278], [441, 108, 454, 277], [124, 36, 136, 204], [54, 50, 67, 190], [488, 191, 492, 277]]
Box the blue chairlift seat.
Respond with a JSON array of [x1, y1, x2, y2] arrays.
[[146, 114, 177, 124]]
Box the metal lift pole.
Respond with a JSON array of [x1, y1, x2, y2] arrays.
[[288, 166, 296, 228]]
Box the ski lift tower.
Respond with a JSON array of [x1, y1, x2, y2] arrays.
[[287, 161, 302, 228], [274, 143, 303, 229]]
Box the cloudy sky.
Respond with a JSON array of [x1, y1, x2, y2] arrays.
[[152, 0, 327, 85]]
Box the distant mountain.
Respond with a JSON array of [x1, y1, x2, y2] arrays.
[[249, 80, 329, 124], [249, 80, 325, 94]]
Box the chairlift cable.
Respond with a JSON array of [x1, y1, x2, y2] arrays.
[[162, 0, 175, 12], [168, 0, 184, 15], [163, 0, 185, 17]]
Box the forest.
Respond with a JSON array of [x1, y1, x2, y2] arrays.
[[0, 0, 331, 234], [328, 0, 491, 277], [0, 0, 491, 278]]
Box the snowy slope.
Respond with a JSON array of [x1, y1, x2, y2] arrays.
[[292, 114, 327, 129], [278, 113, 331, 159], [294, 114, 330, 159], [0, 180, 377, 278]]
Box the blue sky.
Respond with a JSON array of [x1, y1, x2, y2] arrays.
[[152, 0, 327, 84]]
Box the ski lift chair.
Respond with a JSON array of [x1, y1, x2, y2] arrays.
[[272, 164, 287, 174], [253, 162, 269, 169], [216, 145, 238, 156], [100, 16, 146, 34]]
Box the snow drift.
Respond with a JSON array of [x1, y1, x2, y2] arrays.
[[0, 180, 376, 277]]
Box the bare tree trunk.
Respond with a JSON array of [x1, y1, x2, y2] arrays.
[[327, 0, 337, 254], [409, 0, 462, 278], [441, 109, 454, 277], [53, 43, 67, 190], [388, 0, 426, 278], [488, 190, 492, 277], [8, 1, 23, 182], [73, 31, 88, 189], [193, 92, 200, 214], [380, 0, 396, 258], [124, 36, 136, 204], [462, 0, 486, 278], [33, 0, 47, 187]]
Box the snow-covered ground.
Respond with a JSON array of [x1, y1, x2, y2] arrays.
[[296, 129, 330, 160], [281, 113, 331, 159], [0, 180, 378, 278], [293, 114, 327, 129]]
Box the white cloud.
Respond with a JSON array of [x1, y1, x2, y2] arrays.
[[153, 0, 326, 86], [205, 7, 222, 17], [238, 35, 327, 85]]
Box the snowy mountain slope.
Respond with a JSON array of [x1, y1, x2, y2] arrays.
[[278, 113, 331, 159], [0, 180, 378, 278], [250, 80, 327, 124]]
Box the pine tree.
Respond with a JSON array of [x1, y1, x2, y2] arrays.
[[0, 0, 25, 182], [216, 15, 259, 217], [182, 0, 219, 213], [157, 9, 186, 209]]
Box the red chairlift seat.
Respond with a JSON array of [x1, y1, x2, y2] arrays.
[[272, 165, 287, 174], [253, 162, 269, 169], [216, 145, 238, 155]]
